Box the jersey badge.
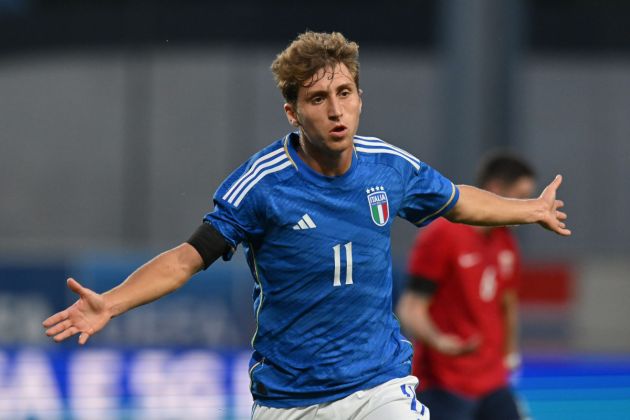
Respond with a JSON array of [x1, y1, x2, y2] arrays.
[[366, 186, 389, 226]]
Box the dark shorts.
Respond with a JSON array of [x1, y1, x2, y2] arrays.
[[419, 386, 522, 420]]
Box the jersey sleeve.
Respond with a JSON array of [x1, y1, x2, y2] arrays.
[[407, 220, 453, 286], [202, 162, 266, 258], [397, 162, 459, 227]]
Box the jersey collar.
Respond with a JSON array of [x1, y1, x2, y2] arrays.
[[284, 132, 358, 188]]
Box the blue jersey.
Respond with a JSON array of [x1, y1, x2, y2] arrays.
[[204, 132, 459, 408]]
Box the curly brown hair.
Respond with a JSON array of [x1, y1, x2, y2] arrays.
[[271, 31, 360, 105]]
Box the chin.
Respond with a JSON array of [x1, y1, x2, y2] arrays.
[[327, 136, 353, 151]]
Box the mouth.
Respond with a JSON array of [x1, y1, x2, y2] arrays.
[[329, 124, 348, 138]]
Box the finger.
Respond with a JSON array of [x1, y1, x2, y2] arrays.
[[544, 175, 563, 195], [67, 278, 86, 297], [444, 338, 471, 355], [462, 336, 481, 352], [555, 199, 564, 209], [42, 310, 69, 328], [45, 319, 73, 337], [556, 227, 572, 236], [453, 344, 477, 356], [78, 332, 91, 345], [460, 346, 477, 355], [441, 345, 460, 356], [53, 326, 80, 342], [556, 210, 567, 221]]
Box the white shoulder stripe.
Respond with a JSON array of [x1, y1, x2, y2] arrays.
[[354, 135, 390, 142], [223, 147, 286, 201], [355, 146, 421, 170], [232, 160, 293, 207], [354, 138, 420, 164], [225, 154, 288, 203]]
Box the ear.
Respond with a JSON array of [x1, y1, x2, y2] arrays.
[[284, 103, 300, 127]]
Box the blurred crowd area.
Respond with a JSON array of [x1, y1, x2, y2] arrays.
[[1, 0, 629, 419]]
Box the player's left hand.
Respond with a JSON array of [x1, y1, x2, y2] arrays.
[[433, 333, 480, 356], [537, 175, 571, 236]]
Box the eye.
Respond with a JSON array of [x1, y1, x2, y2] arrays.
[[339, 88, 352, 97], [310, 96, 324, 105]]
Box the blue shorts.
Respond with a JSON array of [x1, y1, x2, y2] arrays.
[[419, 386, 522, 420]]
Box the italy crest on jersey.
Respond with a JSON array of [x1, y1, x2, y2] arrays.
[[366, 186, 389, 226]]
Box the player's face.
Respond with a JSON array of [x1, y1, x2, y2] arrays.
[[501, 176, 536, 199], [285, 63, 362, 157]]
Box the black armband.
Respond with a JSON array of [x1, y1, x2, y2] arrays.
[[407, 275, 438, 296], [186, 223, 231, 270]]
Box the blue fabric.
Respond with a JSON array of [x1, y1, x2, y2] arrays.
[[476, 387, 522, 420], [204, 132, 459, 408], [420, 387, 521, 420]]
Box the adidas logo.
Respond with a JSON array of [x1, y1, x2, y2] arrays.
[[292, 214, 317, 230]]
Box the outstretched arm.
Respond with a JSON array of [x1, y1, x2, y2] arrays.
[[43, 223, 230, 345], [446, 175, 571, 236], [397, 291, 479, 356], [43, 243, 204, 345]]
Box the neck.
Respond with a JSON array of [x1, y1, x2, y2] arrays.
[[296, 134, 353, 176]]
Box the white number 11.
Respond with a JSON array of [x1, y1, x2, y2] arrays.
[[333, 242, 353, 286]]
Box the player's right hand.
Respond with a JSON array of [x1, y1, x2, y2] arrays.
[[42, 278, 111, 345], [433, 334, 480, 356]]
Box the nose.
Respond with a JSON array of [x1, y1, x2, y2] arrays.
[[328, 96, 343, 120]]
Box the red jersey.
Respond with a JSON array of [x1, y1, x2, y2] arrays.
[[408, 218, 521, 397]]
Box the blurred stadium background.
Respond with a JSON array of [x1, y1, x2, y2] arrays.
[[1, 0, 629, 419]]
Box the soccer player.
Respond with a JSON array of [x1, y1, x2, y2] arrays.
[[43, 32, 569, 419], [396, 153, 537, 420]]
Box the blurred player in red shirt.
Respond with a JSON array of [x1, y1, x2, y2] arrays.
[[397, 153, 536, 420]]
